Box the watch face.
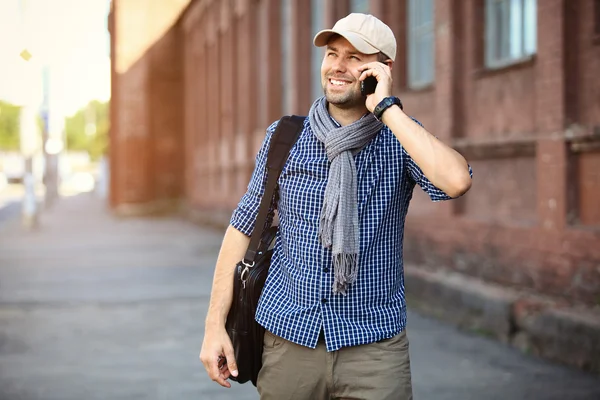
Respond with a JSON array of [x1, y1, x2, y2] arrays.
[[374, 97, 396, 120]]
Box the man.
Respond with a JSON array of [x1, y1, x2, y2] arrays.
[[200, 13, 472, 399]]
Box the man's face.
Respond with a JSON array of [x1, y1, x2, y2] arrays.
[[321, 36, 379, 109]]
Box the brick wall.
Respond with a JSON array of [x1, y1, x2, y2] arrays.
[[403, 0, 600, 305], [110, 0, 600, 304], [109, 0, 189, 214]]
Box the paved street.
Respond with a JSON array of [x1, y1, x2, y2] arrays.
[[0, 193, 599, 400]]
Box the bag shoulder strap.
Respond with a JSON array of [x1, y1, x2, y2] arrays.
[[243, 115, 304, 262]]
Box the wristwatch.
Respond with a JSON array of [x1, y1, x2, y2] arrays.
[[373, 96, 403, 120]]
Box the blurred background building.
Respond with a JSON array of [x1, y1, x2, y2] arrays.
[[0, 0, 111, 224], [109, 0, 600, 307]]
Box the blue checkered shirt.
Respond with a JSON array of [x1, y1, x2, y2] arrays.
[[230, 115, 467, 352]]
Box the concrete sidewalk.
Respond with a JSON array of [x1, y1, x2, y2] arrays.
[[0, 193, 599, 400], [405, 265, 600, 376], [0, 193, 251, 400]]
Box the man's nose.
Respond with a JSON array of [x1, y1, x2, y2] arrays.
[[331, 57, 347, 72]]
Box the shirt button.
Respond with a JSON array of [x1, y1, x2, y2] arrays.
[[321, 298, 327, 304]]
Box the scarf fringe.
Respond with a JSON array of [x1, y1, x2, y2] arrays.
[[318, 202, 333, 248], [332, 253, 358, 295]]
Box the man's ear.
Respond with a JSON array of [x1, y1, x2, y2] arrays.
[[386, 60, 394, 71]]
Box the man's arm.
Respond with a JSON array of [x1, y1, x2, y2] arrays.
[[200, 225, 249, 388], [359, 61, 472, 198], [206, 225, 250, 327], [200, 120, 278, 388], [382, 107, 472, 198]]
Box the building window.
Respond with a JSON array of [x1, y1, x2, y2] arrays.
[[281, 0, 292, 114], [485, 0, 537, 68], [595, 0, 600, 36], [407, 0, 435, 89], [311, 0, 325, 101], [350, 0, 369, 14]]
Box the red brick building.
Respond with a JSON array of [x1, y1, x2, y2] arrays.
[[109, 0, 600, 306]]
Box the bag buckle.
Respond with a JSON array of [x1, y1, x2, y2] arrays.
[[240, 260, 255, 289]]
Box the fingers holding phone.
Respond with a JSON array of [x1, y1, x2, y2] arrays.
[[358, 61, 393, 112]]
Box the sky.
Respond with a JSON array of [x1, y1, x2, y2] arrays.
[[0, 0, 111, 117]]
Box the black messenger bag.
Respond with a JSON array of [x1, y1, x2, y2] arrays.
[[225, 115, 304, 386]]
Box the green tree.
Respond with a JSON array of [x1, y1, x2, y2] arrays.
[[65, 100, 109, 160], [0, 100, 21, 151]]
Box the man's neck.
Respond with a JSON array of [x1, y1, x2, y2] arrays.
[[327, 103, 370, 127]]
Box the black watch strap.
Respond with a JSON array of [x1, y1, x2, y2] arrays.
[[373, 96, 403, 120]]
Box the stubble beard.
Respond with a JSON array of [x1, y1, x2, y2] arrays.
[[323, 83, 364, 109]]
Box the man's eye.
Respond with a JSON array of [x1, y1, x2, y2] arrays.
[[350, 56, 360, 61]]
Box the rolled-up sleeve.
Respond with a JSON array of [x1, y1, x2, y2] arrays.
[[229, 121, 279, 236], [405, 117, 473, 202]]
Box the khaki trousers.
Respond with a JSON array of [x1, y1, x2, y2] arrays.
[[257, 330, 413, 400]]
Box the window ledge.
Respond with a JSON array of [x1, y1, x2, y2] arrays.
[[474, 55, 536, 79], [404, 82, 434, 94]]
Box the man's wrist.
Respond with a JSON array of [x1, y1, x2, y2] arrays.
[[380, 103, 404, 125], [205, 307, 228, 326], [373, 96, 403, 120], [206, 316, 226, 329]]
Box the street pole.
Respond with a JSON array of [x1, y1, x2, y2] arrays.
[[41, 65, 61, 208], [17, 0, 43, 229], [19, 51, 41, 229]]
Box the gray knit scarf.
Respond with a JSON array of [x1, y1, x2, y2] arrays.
[[309, 96, 383, 294]]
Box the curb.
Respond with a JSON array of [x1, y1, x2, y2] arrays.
[[404, 266, 600, 375]]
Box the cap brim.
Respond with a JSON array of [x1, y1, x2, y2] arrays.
[[313, 29, 379, 55]]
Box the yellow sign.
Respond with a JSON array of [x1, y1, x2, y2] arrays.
[[20, 49, 32, 61]]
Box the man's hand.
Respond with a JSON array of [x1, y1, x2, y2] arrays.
[[199, 225, 250, 388], [199, 325, 238, 388], [358, 61, 393, 112]]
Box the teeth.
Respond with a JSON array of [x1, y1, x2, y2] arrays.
[[331, 79, 347, 86]]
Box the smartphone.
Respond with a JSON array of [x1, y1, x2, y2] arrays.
[[360, 76, 378, 96]]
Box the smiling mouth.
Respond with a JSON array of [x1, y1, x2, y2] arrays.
[[329, 78, 352, 87]]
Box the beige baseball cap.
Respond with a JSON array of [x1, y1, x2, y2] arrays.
[[313, 13, 396, 61]]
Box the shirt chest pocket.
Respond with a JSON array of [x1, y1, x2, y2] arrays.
[[356, 146, 384, 214], [278, 147, 329, 216]]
